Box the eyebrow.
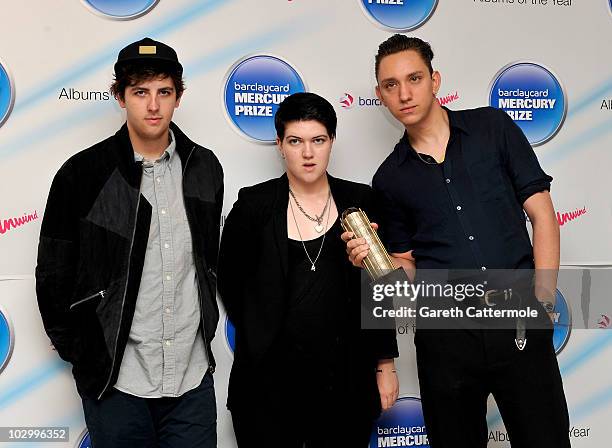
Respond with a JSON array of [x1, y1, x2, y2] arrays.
[[379, 71, 425, 84], [128, 86, 175, 91], [285, 134, 328, 140]]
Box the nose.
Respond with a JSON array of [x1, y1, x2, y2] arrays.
[[302, 142, 314, 159], [148, 93, 160, 112], [399, 82, 412, 103]]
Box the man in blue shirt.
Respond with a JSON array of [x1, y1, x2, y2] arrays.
[[344, 35, 570, 447]]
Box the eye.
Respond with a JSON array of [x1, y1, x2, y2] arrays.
[[134, 90, 146, 96], [410, 75, 422, 83], [160, 89, 172, 96], [384, 82, 397, 90], [313, 137, 327, 144], [288, 138, 301, 145]]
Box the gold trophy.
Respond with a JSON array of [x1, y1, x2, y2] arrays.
[[341, 207, 406, 283]]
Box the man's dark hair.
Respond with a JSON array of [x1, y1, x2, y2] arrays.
[[274, 92, 337, 140], [110, 61, 185, 101], [375, 34, 434, 80]]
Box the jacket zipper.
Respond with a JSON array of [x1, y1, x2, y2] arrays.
[[98, 175, 142, 399], [182, 146, 214, 372], [69, 290, 106, 310]]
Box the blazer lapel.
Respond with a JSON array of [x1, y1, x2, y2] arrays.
[[272, 174, 289, 277]]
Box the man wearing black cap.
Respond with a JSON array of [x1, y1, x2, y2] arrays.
[[36, 37, 222, 447]]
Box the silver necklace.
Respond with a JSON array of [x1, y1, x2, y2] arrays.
[[288, 193, 332, 272], [288, 187, 331, 233]]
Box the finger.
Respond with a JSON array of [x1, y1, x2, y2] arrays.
[[370, 222, 379, 230], [348, 242, 369, 261], [346, 237, 367, 251], [352, 246, 370, 267], [383, 394, 391, 411], [340, 231, 354, 243], [406, 250, 415, 261], [380, 394, 388, 411]]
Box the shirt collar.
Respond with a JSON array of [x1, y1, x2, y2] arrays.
[[395, 107, 469, 165], [133, 129, 176, 163]]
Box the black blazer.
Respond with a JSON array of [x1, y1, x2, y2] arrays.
[[218, 173, 398, 416]]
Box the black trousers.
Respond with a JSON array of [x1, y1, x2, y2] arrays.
[[230, 388, 375, 448], [81, 372, 216, 448], [415, 327, 570, 448], [231, 406, 373, 448]]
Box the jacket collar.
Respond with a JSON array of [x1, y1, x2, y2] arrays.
[[272, 172, 351, 276], [114, 121, 197, 185]]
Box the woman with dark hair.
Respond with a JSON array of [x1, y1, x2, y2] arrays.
[[218, 92, 399, 447]]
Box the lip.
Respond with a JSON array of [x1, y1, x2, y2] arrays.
[[303, 163, 317, 171], [145, 117, 162, 124], [400, 105, 417, 113]]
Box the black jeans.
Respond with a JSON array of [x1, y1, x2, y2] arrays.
[[81, 372, 216, 448], [415, 327, 570, 448]]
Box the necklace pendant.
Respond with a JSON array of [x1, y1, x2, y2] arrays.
[[315, 224, 324, 233], [311, 264, 316, 271]]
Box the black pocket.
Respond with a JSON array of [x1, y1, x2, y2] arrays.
[[468, 157, 507, 202]]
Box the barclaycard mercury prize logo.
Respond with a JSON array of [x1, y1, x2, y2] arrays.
[[552, 289, 571, 355], [0, 306, 15, 375], [223, 55, 306, 143], [359, 0, 438, 32], [597, 314, 610, 329], [340, 93, 354, 109], [225, 316, 236, 354], [370, 396, 430, 447], [0, 58, 15, 129], [489, 62, 567, 146], [80, 0, 159, 20], [75, 429, 92, 448]]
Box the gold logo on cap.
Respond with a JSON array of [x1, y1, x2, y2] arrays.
[[139, 45, 157, 55]]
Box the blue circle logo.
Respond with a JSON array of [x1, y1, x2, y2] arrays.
[[223, 55, 307, 143], [0, 307, 14, 375], [80, 0, 159, 20], [552, 289, 571, 355], [490, 62, 567, 146], [225, 316, 235, 354], [0, 59, 15, 129], [359, 0, 438, 32], [370, 396, 430, 447], [76, 430, 92, 448]]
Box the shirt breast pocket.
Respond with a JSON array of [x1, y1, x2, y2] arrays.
[[467, 157, 508, 202]]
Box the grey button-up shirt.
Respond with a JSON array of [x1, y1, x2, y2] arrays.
[[115, 130, 208, 398]]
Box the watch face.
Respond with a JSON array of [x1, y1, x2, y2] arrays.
[[543, 301, 555, 313]]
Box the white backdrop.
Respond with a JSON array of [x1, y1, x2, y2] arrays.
[[0, 1, 611, 447]]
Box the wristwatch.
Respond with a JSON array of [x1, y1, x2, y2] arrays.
[[541, 301, 555, 313]]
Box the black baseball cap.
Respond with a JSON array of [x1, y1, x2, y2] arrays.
[[114, 37, 183, 74]]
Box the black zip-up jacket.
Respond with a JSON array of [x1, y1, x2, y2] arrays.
[[35, 122, 223, 399]]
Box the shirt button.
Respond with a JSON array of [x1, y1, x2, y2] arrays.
[[469, 236, 475, 241], [446, 178, 451, 184], [164, 243, 170, 249], [165, 274, 172, 281], [165, 340, 172, 346], [161, 209, 167, 215], [165, 307, 171, 314], [481, 266, 487, 271], [456, 205, 462, 211], [156, 177, 161, 183]]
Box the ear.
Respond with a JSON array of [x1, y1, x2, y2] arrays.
[[276, 137, 285, 158], [432, 70, 442, 96], [117, 95, 126, 109], [175, 95, 181, 108], [375, 85, 385, 106]]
